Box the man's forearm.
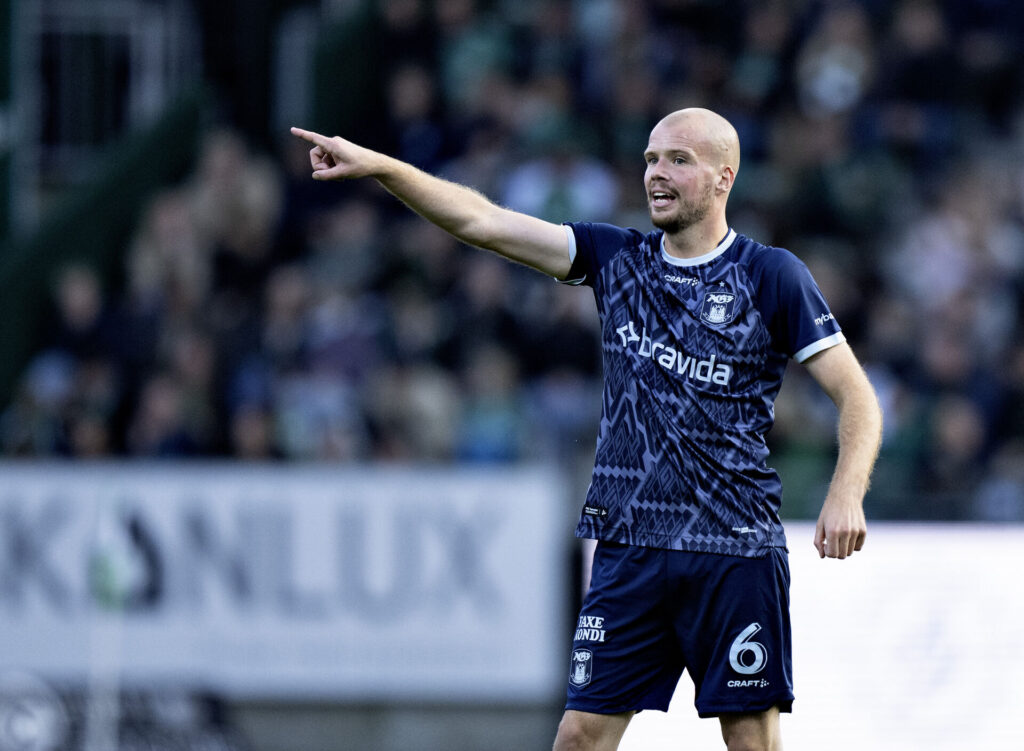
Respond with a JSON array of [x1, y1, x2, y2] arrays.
[[372, 155, 504, 250], [805, 344, 883, 502], [811, 350, 881, 558], [827, 379, 883, 501], [372, 156, 572, 277]]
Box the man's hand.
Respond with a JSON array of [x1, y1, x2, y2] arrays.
[[290, 127, 385, 181], [814, 493, 867, 559]]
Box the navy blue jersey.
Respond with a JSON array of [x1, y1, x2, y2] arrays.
[[563, 224, 845, 557]]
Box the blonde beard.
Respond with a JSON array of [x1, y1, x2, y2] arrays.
[[650, 182, 714, 234]]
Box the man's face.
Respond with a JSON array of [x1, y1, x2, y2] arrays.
[[643, 120, 718, 234]]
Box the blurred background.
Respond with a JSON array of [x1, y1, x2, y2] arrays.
[[0, 0, 1023, 749]]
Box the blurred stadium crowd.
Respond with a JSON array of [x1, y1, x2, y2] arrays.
[[3, 0, 1024, 522]]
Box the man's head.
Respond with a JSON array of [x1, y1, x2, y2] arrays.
[[644, 108, 740, 235]]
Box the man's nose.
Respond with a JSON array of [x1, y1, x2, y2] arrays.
[[647, 162, 668, 183]]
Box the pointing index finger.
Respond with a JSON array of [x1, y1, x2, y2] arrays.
[[290, 126, 330, 148]]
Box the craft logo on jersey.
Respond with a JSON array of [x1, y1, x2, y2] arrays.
[[570, 649, 593, 687], [701, 289, 737, 325]]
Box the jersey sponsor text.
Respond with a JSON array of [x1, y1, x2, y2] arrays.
[[574, 614, 607, 642], [615, 321, 732, 385]]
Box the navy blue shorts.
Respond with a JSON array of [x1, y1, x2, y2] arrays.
[[565, 541, 793, 718]]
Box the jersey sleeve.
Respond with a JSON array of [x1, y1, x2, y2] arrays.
[[757, 248, 846, 362], [561, 222, 645, 288]]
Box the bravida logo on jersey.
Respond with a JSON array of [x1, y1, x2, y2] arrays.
[[701, 289, 737, 325], [615, 321, 733, 385]]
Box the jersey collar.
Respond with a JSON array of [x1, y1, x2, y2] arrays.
[[660, 229, 737, 268]]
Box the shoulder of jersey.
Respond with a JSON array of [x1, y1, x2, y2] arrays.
[[731, 234, 803, 271]]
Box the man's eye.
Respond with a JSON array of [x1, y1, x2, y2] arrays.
[[674, 157, 686, 164]]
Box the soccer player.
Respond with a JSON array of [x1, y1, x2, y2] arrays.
[[291, 107, 882, 751]]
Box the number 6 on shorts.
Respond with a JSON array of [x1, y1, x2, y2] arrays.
[[729, 622, 768, 675]]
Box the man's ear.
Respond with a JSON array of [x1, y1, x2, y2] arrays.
[[717, 165, 736, 194]]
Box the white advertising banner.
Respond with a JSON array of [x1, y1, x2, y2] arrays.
[[620, 522, 1024, 750], [0, 463, 568, 701]]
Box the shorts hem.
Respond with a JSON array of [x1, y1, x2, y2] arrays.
[[695, 696, 793, 719], [565, 699, 670, 715]]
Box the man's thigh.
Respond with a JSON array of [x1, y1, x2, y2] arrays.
[[719, 705, 781, 750], [553, 710, 634, 751]]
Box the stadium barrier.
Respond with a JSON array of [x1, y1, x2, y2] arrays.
[[4, 462, 1022, 749], [0, 462, 567, 703], [620, 521, 1024, 750]]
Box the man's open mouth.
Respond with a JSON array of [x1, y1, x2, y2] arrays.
[[650, 191, 675, 208]]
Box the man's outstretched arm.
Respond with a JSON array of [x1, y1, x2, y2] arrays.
[[803, 342, 883, 559], [290, 127, 573, 279]]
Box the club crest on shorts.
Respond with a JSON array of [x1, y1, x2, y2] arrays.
[[701, 288, 737, 325], [570, 649, 593, 687]]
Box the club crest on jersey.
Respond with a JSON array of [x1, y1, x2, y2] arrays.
[[701, 289, 737, 325], [570, 649, 593, 687]]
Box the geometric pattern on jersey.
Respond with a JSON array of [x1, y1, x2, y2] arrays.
[[565, 223, 845, 557]]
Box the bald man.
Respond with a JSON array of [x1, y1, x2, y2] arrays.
[[292, 109, 882, 751]]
